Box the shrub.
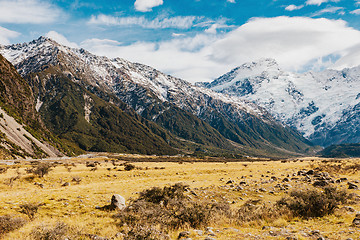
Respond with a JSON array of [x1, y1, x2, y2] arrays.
[[277, 187, 349, 218], [116, 183, 231, 231], [30, 222, 81, 240], [0, 167, 7, 174], [123, 225, 169, 240], [124, 163, 135, 171], [137, 183, 188, 206], [25, 162, 53, 178], [71, 176, 82, 184], [19, 203, 43, 220], [0, 215, 27, 237]]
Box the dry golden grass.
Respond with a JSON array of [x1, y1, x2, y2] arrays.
[[0, 155, 358, 239]]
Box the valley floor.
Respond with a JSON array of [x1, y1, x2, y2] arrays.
[[0, 154, 359, 239]]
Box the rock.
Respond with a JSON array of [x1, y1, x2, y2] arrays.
[[353, 218, 360, 226], [342, 206, 355, 212], [178, 231, 190, 239], [62, 182, 70, 187], [193, 230, 203, 236], [111, 194, 126, 210], [348, 182, 358, 190], [34, 182, 44, 188], [286, 237, 298, 240], [282, 178, 290, 182], [226, 180, 235, 184], [259, 188, 267, 192], [204, 237, 216, 240], [114, 233, 124, 238], [205, 228, 216, 236], [306, 170, 314, 175], [85, 234, 109, 240]]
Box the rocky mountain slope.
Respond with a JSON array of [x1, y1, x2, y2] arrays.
[[0, 54, 62, 159], [202, 58, 360, 147], [0, 37, 314, 157], [0, 51, 178, 156]]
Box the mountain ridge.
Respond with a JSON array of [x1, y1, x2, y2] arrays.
[[203, 58, 360, 147], [0, 37, 314, 157]]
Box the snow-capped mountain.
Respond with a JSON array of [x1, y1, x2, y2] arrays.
[[0, 37, 313, 156], [203, 58, 360, 147]]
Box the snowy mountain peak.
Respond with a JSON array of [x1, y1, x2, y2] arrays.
[[241, 58, 279, 70], [205, 58, 281, 92], [205, 58, 360, 147]]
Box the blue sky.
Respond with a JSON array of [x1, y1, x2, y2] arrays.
[[1, 0, 360, 82]]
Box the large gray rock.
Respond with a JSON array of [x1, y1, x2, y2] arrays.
[[110, 194, 126, 210]]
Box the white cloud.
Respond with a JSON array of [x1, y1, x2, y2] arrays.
[[312, 6, 344, 16], [0, 0, 61, 24], [350, 9, 360, 14], [46, 31, 79, 48], [0, 26, 20, 44], [80, 17, 360, 83], [210, 17, 360, 73], [172, 33, 186, 37], [205, 24, 219, 34], [89, 14, 198, 29], [285, 5, 304, 11], [80, 34, 223, 83], [306, 0, 340, 6], [227, 0, 236, 3], [134, 0, 163, 12]]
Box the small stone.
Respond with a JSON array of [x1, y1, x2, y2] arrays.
[[348, 182, 358, 190], [61, 182, 70, 187], [193, 230, 203, 236], [204, 237, 216, 240], [342, 206, 355, 212], [311, 230, 320, 235], [178, 231, 190, 239], [353, 218, 360, 226], [226, 180, 235, 184], [282, 178, 290, 182]]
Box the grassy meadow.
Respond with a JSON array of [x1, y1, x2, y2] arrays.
[[0, 154, 359, 239]]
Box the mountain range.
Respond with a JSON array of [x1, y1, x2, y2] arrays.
[[200, 58, 360, 148], [0, 37, 314, 159]]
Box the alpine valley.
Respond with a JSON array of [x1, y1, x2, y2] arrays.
[[0, 37, 317, 159]]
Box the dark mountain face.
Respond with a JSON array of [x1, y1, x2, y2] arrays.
[[0, 37, 315, 157], [0, 54, 63, 158]]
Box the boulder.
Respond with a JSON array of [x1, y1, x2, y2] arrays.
[[110, 194, 126, 210]]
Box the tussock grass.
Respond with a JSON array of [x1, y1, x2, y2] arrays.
[[0, 215, 27, 238], [0, 156, 358, 239]]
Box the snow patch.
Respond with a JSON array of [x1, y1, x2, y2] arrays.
[[84, 93, 93, 123]]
